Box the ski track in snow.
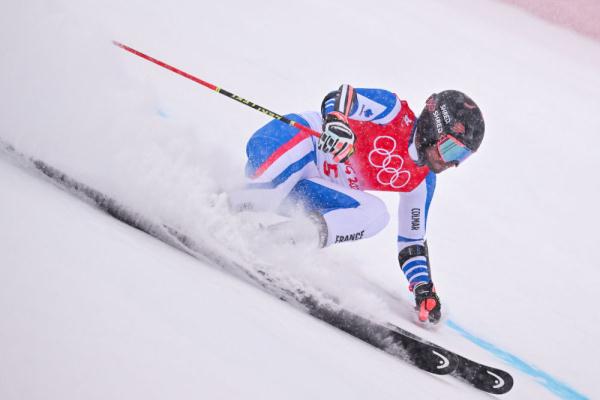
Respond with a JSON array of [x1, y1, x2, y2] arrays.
[[1, 0, 600, 398]]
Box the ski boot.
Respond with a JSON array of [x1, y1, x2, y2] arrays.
[[413, 282, 442, 324]]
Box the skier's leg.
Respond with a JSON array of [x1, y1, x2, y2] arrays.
[[228, 114, 320, 212], [283, 177, 390, 247]]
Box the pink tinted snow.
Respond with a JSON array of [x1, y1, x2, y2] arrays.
[[499, 0, 600, 42]]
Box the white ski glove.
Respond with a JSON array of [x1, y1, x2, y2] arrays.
[[318, 112, 356, 163]]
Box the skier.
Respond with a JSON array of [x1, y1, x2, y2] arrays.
[[229, 85, 485, 324]]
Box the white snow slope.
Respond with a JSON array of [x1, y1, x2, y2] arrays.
[[1, 0, 599, 399]]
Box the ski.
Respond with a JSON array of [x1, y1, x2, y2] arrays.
[[388, 324, 513, 394], [453, 354, 513, 395], [0, 141, 513, 393]]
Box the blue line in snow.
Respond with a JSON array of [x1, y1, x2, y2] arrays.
[[446, 320, 588, 399]]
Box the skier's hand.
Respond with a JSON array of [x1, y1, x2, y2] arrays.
[[319, 112, 356, 163]]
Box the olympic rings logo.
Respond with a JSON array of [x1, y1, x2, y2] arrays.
[[368, 136, 411, 189]]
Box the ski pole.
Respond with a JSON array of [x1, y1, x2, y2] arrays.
[[112, 41, 321, 138]]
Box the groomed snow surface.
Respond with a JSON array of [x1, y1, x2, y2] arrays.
[[1, 0, 599, 399]]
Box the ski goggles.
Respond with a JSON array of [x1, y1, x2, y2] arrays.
[[436, 134, 473, 164]]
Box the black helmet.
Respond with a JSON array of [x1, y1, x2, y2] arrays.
[[414, 90, 485, 163]]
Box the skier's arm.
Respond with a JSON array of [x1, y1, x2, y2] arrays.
[[321, 85, 401, 125], [397, 172, 436, 289]]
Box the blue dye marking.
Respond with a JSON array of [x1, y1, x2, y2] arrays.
[[157, 109, 169, 118], [446, 320, 588, 399]]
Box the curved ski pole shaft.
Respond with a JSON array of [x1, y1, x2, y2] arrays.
[[112, 41, 320, 138]]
